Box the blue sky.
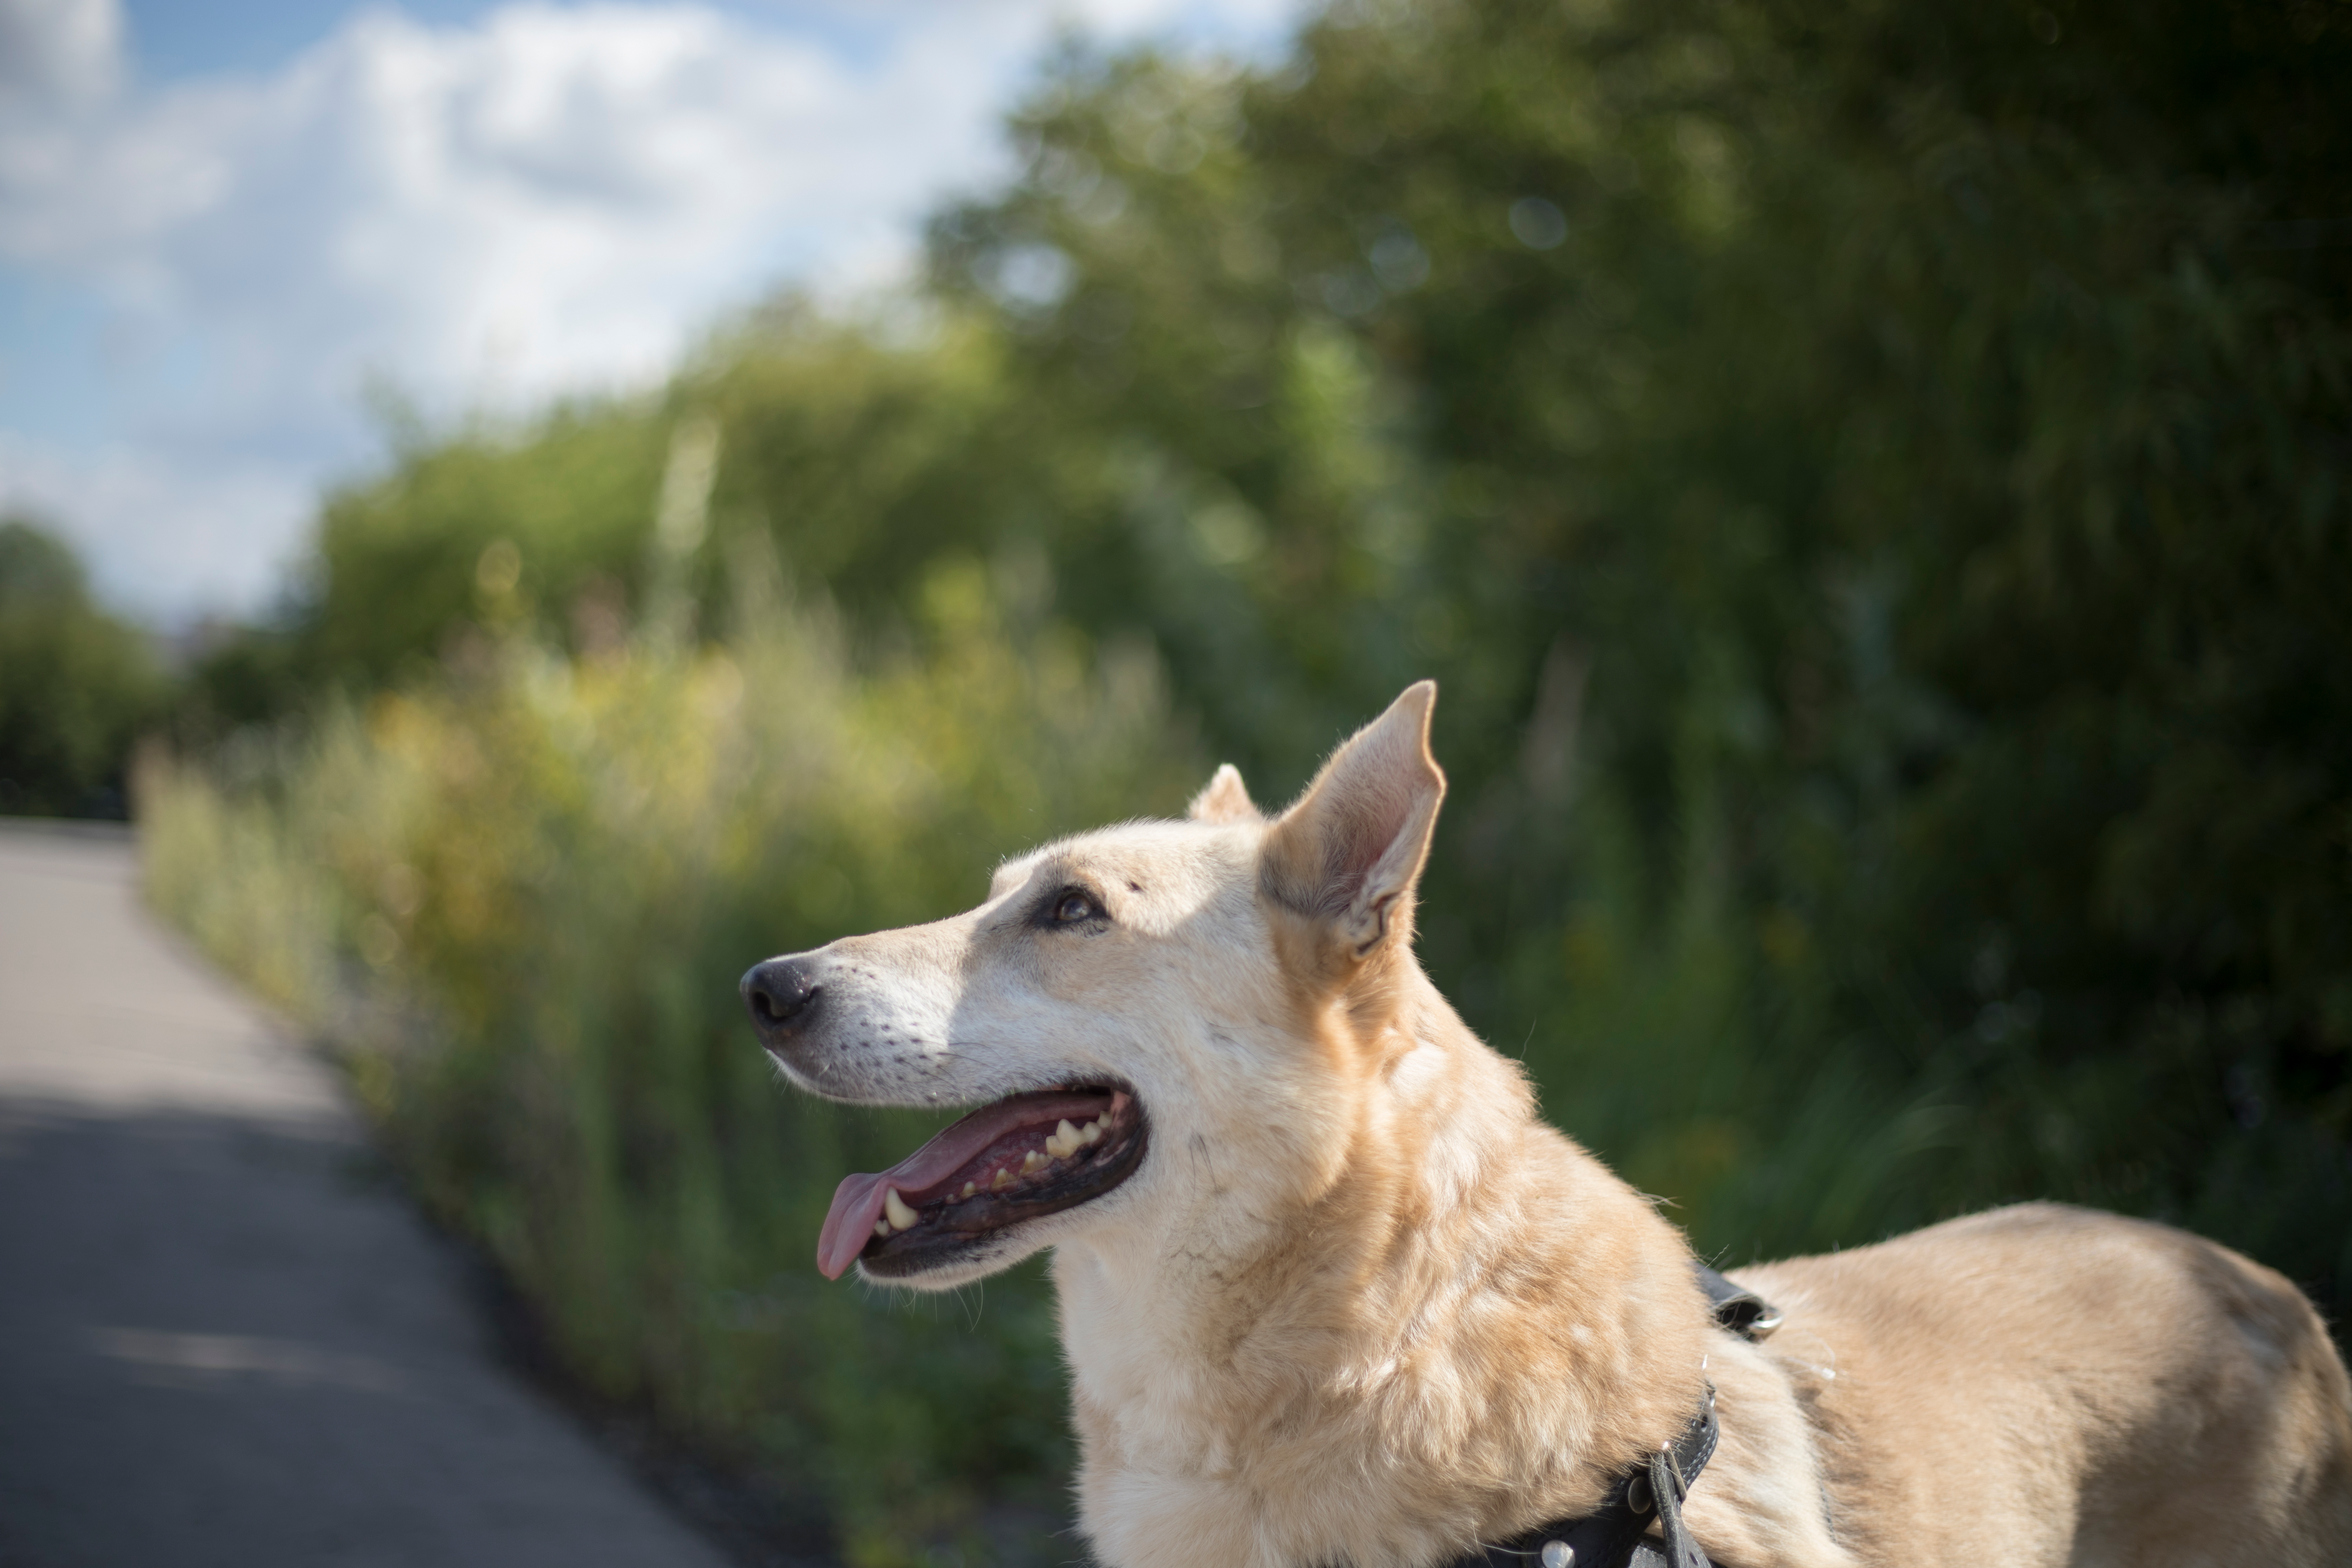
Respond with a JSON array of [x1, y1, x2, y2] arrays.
[[0, 0, 1299, 623]]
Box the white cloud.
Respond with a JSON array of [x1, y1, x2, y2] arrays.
[[0, 430, 313, 614], [0, 0, 1301, 622], [0, 0, 120, 113]]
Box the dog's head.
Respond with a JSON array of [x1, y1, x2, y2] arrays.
[[742, 681, 1446, 1289]]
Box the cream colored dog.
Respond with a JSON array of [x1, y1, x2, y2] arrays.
[[741, 682, 2352, 1568]]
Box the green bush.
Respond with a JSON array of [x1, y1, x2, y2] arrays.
[[144, 567, 1190, 1564]]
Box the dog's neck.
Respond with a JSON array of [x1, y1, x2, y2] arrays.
[[1054, 965, 1713, 1568]]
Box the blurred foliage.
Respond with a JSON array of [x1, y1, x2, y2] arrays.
[[921, 0, 2352, 1295], [142, 0, 2350, 1557], [0, 517, 164, 818]]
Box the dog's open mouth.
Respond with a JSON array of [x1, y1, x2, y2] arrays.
[[817, 1087, 1147, 1279]]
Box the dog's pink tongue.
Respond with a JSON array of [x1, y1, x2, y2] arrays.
[[818, 1172, 895, 1280], [814, 1091, 1114, 1279]]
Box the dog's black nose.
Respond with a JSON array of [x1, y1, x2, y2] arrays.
[[741, 957, 820, 1038]]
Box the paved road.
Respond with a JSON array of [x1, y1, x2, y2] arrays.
[[0, 823, 738, 1568]]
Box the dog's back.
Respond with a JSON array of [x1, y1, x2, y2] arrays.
[[1736, 1203, 2352, 1566]]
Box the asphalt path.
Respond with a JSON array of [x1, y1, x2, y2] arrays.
[[0, 822, 739, 1568]]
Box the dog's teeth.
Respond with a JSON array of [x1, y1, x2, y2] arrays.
[[1022, 1149, 1048, 1173], [874, 1219, 891, 1237], [883, 1188, 919, 1231], [1081, 1121, 1102, 1145], [1055, 1119, 1080, 1155], [992, 1167, 1015, 1190], [960, 1181, 977, 1199]]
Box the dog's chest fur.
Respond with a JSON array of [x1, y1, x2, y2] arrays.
[[1048, 1010, 1766, 1568]]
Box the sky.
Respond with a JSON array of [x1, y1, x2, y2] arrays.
[[0, 0, 1302, 626]]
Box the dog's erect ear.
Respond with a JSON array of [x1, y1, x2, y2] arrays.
[[1262, 682, 1445, 957], [1188, 763, 1261, 824]]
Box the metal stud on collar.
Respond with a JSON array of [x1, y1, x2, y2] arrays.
[[1452, 1387, 1717, 1568]]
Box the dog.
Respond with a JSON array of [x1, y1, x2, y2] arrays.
[[742, 682, 2352, 1568]]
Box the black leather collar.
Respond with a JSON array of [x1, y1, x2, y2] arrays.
[[1435, 1264, 1777, 1568], [1445, 1386, 1716, 1568]]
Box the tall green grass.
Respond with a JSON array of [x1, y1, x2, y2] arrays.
[[143, 563, 1190, 1565]]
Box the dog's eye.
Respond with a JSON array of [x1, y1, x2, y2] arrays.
[[1052, 891, 1101, 924]]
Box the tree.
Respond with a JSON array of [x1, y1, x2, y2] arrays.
[[931, 0, 2352, 1303], [0, 518, 164, 818]]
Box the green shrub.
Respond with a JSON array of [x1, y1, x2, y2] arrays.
[[143, 568, 1191, 1565]]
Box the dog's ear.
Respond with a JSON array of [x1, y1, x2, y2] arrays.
[[1188, 763, 1261, 824], [1261, 681, 1445, 958]]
